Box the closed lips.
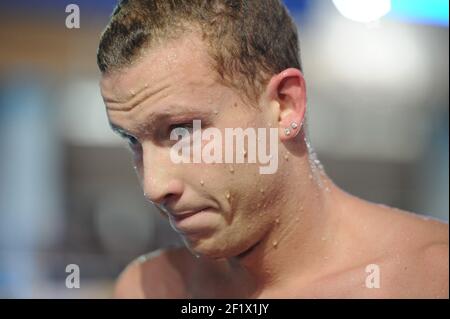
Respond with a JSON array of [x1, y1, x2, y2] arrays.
[[172, 208, 208, 220]]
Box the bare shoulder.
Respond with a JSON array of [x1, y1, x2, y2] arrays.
[[113, 246, 196, 299], [362, 202, 449, 298], [380, 234, 449, 298], [373, 203, 448, 249], [396, 212, 448, 298]]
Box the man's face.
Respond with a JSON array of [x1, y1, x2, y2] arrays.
[[100, 34, 287, 259]]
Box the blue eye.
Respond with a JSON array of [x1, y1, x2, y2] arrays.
[[112, 125, 141, 148], [127, 135, 139, 146], [118, 131, 139, 147], [169, 123, 193, 138], [171, 123, 193, 131]]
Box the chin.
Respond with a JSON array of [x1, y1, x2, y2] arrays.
[[185, 234, 256, 260]]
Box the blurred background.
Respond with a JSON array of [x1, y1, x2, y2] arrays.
[[0, 0, 448, 298]]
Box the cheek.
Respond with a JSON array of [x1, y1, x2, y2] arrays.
[[234, 172, 284, 217], [184, 162, 258, 211], [187, 162, 234, 192]]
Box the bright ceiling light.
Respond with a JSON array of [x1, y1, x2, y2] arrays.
[[332, 0, 392, 23]]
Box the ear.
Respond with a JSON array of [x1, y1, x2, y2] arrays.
[[265, 68, 307, 141]]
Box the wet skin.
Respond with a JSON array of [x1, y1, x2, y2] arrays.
[[100, 32, 449, 299]]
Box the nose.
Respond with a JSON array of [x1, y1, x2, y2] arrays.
[[140, 144, 185, 207], [144, 176, 185, 207]]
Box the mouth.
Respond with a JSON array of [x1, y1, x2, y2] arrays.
[[172, 208, 208, 222], [168, 207, 216, 234], [173, 209, 204, 222]]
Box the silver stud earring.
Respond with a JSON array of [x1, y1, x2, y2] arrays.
[[284, 128, 291, 136], [291, 122, 298, 130]]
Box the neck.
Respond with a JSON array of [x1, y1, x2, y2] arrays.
[[229, 158, 341, 297]]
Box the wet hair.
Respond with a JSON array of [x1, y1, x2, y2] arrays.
[[97, 0, 302, 102]]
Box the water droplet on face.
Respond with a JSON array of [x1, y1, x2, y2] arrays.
[[284, 154, 289, 161], [200, 180, 205, 186], [275, 218, 280, 224], [260, 188, 265, 194], [214, 110, 219, 115], [130, 89, 136, 96], [272, 240, 278, 248], [226, 192, 231, 200]]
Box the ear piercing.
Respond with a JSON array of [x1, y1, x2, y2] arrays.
[[285, 122, 299, 136]]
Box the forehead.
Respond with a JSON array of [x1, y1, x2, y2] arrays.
[[100, 33, 216, 103]]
